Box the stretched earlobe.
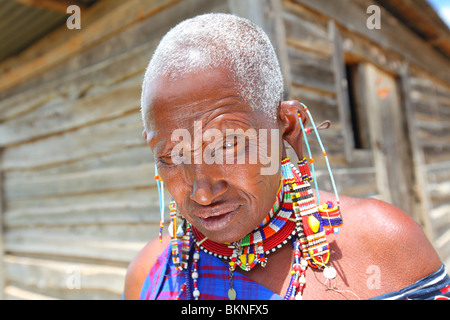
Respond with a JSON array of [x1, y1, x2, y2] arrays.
[[279, 100, 309, 159]]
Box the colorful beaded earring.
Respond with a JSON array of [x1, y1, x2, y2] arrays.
[[154, 164, 165, 242], [154, 164, 192, 270], [154, 165, 200, 299], [298, 103, 342, 235]]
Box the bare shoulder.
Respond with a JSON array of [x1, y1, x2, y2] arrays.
[[334, 194, 442, 294], [123, 235, 169, 300]]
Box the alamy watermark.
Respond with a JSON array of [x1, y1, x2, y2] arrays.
[[66, 5, 81, 30], [66, 265, 81, 290], [168, 122, 280, 175], [65, 4, 380, 31], [366, 265, 381, 290], [366, 5, 381, 30]]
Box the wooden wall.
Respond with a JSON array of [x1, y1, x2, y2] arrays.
[[405, 68, 450, 268], [0, 0, 448, 299], [0, 0, 229, 300]]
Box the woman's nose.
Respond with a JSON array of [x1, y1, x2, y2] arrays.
[[187, 165, 227, 205]]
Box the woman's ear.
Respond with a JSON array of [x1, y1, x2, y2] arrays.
[[142, 129, 148, 141], [279, 100, 309, 159], [142, 129, 152, 146]]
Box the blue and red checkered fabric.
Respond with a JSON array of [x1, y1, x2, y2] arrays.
[[140, 241, 450, 300]]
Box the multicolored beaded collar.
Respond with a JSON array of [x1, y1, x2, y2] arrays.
[[192, 179, 294, 271]]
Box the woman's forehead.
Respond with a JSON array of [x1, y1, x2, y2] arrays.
[[145, 69, 249, 127], [148, 100, 256, 151]]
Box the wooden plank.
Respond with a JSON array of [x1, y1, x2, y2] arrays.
[[426, 162, 450, 185], [0, 0, 230, 120], [288, 45, 335, 94], [374, 0, 450, 58], [417, 127, 450, 146], [17, 0, 88, 13], [4, 230, 149, 264], [0, 75, 142, 147], [430, 204, 450, 224], [5, 163, 155, 199], [283, 1, 332, 56], [6, 187, 154, 212], [409, 77, 450, 103], [5, 145, 151, 179], [429, 204, 450, 250], [412, 103, 450, 124], [315, 166, 378, 198], [434, 230, 450, 273], [400, 64, 434, 237], [428, 181, 450, 203], [4, 285, 58, 300], [3, 255, 127, 299], [6, 221, 158, 244], [422, 146, 450, 165], [4, 197, 161, 229], [2, 112, 145, 171]]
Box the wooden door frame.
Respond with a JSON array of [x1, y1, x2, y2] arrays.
[[359, 62, 431, 235]]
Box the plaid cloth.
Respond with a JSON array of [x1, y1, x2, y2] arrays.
[[370, 264, 450, 300], [140, 241, 450, 300]]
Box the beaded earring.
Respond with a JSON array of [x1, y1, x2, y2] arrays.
[[154, 164, 192, 271], [154, 164, 199, 299], [298, 103, 343, 235], [154, 164, 165, 242], [282, 103, 343, 299]]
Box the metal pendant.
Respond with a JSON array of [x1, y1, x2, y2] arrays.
[[228, 288, 237, 300]]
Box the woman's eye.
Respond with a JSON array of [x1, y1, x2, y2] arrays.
[[224, 142, 236, 149], [224, 135, 239, 149], [157, 156, 173, 165]]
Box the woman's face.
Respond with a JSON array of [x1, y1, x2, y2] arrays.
[[143, 68, 285, 244]]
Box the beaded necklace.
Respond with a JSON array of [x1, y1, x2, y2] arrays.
[[192, 180, 294, 272]]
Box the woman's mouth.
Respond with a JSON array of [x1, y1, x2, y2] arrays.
[[195, 204, 242, 232]]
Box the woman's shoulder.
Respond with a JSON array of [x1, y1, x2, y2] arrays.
[[337, 194, 436, 254], [325, 192, 443, 297], [123, 235, 170, 300]]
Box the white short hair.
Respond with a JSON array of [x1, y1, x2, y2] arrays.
[[141, 13, 284, 130]]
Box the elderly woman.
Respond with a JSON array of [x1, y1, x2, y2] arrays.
[[124, 13, 449, 300]]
